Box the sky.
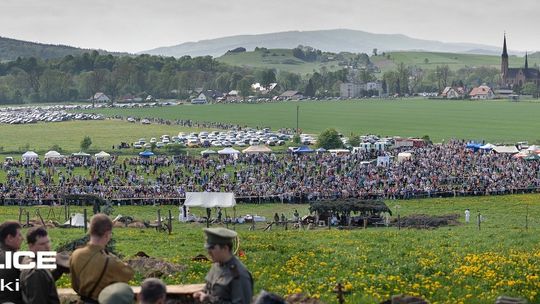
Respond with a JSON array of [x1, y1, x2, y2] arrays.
[[1, 0, 540, 54]]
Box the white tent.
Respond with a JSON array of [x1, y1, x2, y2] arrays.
[[184, 192, 236, 208], [200, 149, 217, 155], [328, 149, 350, 155], [480, 143, 496, 150], [493, 146, 519, 154], [397, 152, 413, 162], [63, 213, 86, 227], [527, 145, 540, 152], [218, 148, 240, 155], [72, 151, 91, 157], [44, 150, 63, 159], [242, 145, 272, 154], [22, 151, 38, 162], [94, 151, 111, 159]]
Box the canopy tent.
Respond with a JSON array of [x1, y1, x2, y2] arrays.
[[524, 153, 540, 161], [184, 192, 236, 208], [315, 148, 327, 154], [527, 145, 540, 152], [480, 143, 496, 150], [294, 146, 314, 153], [44, 150, 63, 159], [218, 147, 240, 155], [328, 149, 350, 155], [139, 150, 155, 157], [493, 146, 519, 154], [200, 149, 217, 156], [397, 152, 413, 162], [94, 151, 111, 159], [72, 151, 91, 157], [466, 142, 482, 152], [63, 213, 87, 227], [242, 145, 272, 154], [22, 151, 38, 161]]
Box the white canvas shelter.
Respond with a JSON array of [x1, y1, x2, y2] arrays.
[[94, 151, 111, 159], [397, 152, 413, 162], [218, 148, 240, 155], [328, 149, 350, 155], [44, 150, 63, 159], [64, 213, 86, 227], [200, 149, 217, 155], [493, 146, 519, 154], [242, 145, 272, 154], [480, 143, 496, 150], [72, 151, 91, 157], [527, 145, 540, 152], [184, 192, 236, 208], [22, 151, 38, 162]]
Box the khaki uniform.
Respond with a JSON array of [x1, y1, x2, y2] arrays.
[[204, 255, 253, 304], [69, 243, 134, 302], [20, 256, 60, 304], [0, 244, 22, 304]]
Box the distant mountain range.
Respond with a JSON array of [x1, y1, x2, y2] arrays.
[[0, 36, 128, 61], [140, 29, 509, 58]]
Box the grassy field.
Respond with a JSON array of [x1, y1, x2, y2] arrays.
[[371, 51, 540, 74], [2, 194, 540, 303], [0, 120, 208, 154], [80, 99, 540, 143], [217, 49, 540, 76], [217, 49, 344, 75]]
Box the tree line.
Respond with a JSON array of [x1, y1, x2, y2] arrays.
[[0, 50, 359, 104]]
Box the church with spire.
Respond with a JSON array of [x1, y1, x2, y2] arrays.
[[501, 34, 540, 88]]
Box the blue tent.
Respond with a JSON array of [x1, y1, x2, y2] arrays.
[[294, 146, 314, 153], [139, 150, 155, 157], [466, 142, 482, 152]]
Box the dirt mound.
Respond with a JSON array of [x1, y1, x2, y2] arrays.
[[391, 214, 460, 229], [126, 256, 186, 278]]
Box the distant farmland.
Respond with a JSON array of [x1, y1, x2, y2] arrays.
[[81, 99, 540, 143]]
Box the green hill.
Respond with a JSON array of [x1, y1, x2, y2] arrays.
[[0, 36, 128, 61], [371, 51, 540, 73], [217, 48, 347, 75], [219, 48, 540, 76]]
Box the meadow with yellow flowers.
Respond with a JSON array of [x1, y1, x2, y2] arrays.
[[2, 194, 540, 303]]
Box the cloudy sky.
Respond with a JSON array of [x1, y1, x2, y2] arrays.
[[1, 0, 539, 54]]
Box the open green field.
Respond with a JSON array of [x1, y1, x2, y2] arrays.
[[0, 120, 208, 154], [81, 99, 540, 143], [217, 49, 540, 76], [2, 194, 540, 303], [217, 49, 344, 75], [371, 51, 540, 74]]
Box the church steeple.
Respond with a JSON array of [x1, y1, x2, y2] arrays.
[[501, 33, 509, 86], [502, 33, 508, 58], [525, 52, 529, 69]]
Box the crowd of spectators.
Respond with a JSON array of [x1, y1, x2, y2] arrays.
[[1, 139, 539, 205]]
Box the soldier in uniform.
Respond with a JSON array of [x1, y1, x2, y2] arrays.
[[0, 221, 24, 304], [193, 228, 253, 304], [20, 227, 67, 304], [69, 214, 134, 303]]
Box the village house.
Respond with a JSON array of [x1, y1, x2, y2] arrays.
[[469, 85, 495, 100]]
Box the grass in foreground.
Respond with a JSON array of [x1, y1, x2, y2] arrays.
[[2, 194, 540, 303]]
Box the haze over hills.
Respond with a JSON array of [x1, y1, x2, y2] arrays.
[[140, 29, 508, 58], [0, 36, 128, 62]]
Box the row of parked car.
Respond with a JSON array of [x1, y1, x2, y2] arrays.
[[132, 129, 296, 149]]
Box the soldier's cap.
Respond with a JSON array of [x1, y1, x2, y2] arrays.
[[204, 228, 237, 249], [98, 282, 134, 304]]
